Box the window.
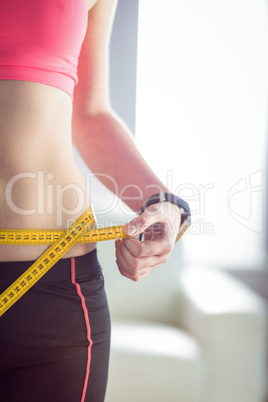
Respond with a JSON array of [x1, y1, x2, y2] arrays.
[[136, 0, 268, 268]]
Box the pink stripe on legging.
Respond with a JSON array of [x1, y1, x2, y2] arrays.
[[71, 257, 93, 402]]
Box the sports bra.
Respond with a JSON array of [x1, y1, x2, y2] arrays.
[[0, 0, 88, 99]]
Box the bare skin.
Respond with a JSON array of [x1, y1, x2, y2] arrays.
[[0, 0, 182, 280], [0, 0, 98, 261]]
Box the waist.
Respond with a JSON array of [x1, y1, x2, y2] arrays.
[[0, 170, 97, 261]]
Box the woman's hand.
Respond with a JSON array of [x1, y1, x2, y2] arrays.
[[115, 202, 181, 281]]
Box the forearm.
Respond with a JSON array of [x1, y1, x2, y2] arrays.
[[72, 109, 169, 212]]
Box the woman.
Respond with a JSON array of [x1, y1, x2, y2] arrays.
[[0, 0, 185, 401]]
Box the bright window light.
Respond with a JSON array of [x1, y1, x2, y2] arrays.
[[136, 0, 268, 269]]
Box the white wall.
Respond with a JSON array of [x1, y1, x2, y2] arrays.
[[136, 0, 268, 269]]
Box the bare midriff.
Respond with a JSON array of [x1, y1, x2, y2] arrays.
[[0, 80, 96, 261]]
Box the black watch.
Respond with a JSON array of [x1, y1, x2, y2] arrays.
[[139, 192, 191, 242]]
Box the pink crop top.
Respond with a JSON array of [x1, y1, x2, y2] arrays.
[[0, 0, 88, 98]]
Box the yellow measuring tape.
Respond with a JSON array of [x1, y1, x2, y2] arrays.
[[0, 207, 128, 317], [0, 208, 190, 317], [0, 226, 127, 245]]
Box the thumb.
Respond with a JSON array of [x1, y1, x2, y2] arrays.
[[124, 207, 161, 237]]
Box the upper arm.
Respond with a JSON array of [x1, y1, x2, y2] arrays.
[[73, 0, 118, 117]]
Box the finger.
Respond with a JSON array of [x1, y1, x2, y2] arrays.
[[116, 240, 171, 281], [117, 253, 170, 281], [116, 260, 150, 281], [121, 236, 173, 258], [123, 204, 163, 238], [117, 239, 161, 269], [116, 255, 151, 281], [116, 242, 149, 281]]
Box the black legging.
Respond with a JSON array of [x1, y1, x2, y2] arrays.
[[0, 249, 111, 402]]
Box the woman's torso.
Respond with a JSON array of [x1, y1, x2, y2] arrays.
[[0, 0, 99, 261], [0, 80, 95, 261]]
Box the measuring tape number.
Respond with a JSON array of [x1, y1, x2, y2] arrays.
[[0, 226, 128, 245]]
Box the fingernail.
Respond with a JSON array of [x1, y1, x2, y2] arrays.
[[125, 224, 137, 236]]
